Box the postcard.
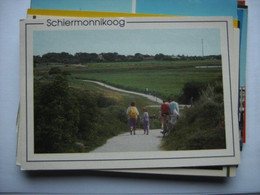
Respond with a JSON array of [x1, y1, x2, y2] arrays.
[[106, 166, 237, 177], [30, 0, 238, 19], [30, 0, 133, 13], [19, 16, 240, 170], [237, 4, 248, 144], [21, 11, 241, 176], [21, 12, 239, 176], [23, 10, 242, 176], [135, 0, 238, 18]]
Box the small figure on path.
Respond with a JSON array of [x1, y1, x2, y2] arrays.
[[126, 101, 139, 135], [145, 87, 149, 95], [142, 107, 149, 135], [152, 90, 156, 97], [190, 96, 194, 107]]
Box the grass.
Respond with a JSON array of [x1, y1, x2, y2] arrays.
[[36, 59, 222, 100], [69, 79, 162, 129], [74, 67, 220, 98]]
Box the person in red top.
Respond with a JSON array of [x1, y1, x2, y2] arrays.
[[160, 100, 170, 130]]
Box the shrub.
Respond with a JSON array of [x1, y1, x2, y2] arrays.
[[49, 67, 62, 75], [162, 81, 226, 150], [96, 93, 117, 107], [34, 75, 80, 153], [176, 81, 206, 104], [34, 76, 129, 153]]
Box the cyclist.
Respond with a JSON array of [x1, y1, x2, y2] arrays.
[[160, 100, 170, 133]]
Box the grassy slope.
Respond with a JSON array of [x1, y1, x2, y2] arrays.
[[70, 79, 162, 130]]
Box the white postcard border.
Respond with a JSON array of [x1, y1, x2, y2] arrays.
[[20, 17, 240, 170]]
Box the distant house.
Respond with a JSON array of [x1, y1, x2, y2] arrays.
[[143, 56, 154, 61], [171, 55, 181, 60]]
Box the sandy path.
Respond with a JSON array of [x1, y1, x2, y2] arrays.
[[91, 129, 163, 153]]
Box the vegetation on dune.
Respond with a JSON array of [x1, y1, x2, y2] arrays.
[[161, 80, 226, 150], [34, 72, 161, 153], [34, 74, 131, 153]]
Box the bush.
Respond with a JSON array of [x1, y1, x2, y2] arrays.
[[34, 76, 129, 153], [49, 67, 62, 75], [162, 81, 226, 150], [96, 93, 117, 107], [34, 75, 80, 153], [176, 81, 206, 104]]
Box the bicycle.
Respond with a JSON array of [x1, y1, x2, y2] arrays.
[[161, 114, 178, 137]]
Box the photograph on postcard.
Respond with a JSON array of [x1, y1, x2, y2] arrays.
[[19, 17, 240, 170], [33, 24, 224, 153]]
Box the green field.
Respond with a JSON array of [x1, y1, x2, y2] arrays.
[[36, 59, 222, 100]]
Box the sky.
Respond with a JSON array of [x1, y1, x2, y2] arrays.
[[33, 28, 221, 57]]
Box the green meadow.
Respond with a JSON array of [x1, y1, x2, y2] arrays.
[[38, 59, 222, 100]]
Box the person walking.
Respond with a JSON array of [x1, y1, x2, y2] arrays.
[[169, 99, 180, 124], [142, 107, 149, 135], [190, 96, 194, 107], [126, 101, 139, 135]]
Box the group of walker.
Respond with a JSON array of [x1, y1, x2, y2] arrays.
[[160, 99, 180, 136], [126, 100, 179, 136], [126, 102, 149, 135]]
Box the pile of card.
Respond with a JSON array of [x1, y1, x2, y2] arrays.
[[16, 0, 248, 177]]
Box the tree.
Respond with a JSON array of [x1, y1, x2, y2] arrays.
[[133, 53, 144, 61], [102, 52, 118, 62], [74, 52, 99, 63], [155, 53, 165, 60], [181, 81, 206, 103]]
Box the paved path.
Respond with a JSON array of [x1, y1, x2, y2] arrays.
[[83, 80, 163, 104], [91, 129, 163, 153]]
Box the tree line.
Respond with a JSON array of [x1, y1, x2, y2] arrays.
[[34, 52, 221, 66]]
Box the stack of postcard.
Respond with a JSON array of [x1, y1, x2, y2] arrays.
[[16, 0, 248, 177]]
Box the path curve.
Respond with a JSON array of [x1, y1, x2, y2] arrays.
[[91, 129, 163, 153], [83, 80, 163, 103]]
